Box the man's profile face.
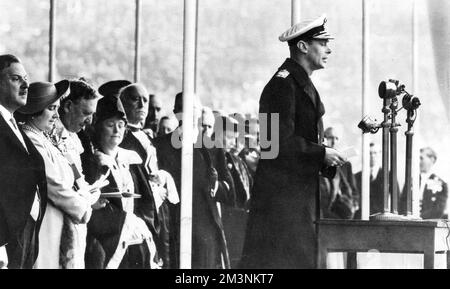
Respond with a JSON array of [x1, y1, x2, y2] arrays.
[[420, 151, 435, 174], [148, 94, 163, 129], [63, 98, 98, 133], [122, 85, 149, 125], [0, 62, 29, 111], [158, 118, 174, 136], [369, 145, 381, 168], [304, 39, 332, 70], [201, 110, 215, 138], [324, 128, 338, 148]]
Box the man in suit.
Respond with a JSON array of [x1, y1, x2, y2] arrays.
[[0, 54, 47, 269], [354, 142, 400, 217], [116, 83, 161, 267], [355, 142, 384, 216], [154, 92, 236, 269], [143, 94, 164, 139], [213, 113, 253, 268], [417, 147, 448, 219], [240, 15, 345, 269], [320, 126, 356, 219]]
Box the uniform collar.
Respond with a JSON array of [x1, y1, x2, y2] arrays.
[[280, 58, 324, 115], [280, 58, 311, 87]]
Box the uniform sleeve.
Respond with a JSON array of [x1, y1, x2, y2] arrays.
[[26, 132, 91, 223], [260, 77, 325, 169]]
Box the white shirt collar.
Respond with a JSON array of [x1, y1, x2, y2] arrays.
[[421, 171, 432, 181], [0, 103, 14, 122], [128, 123, 142, 130]]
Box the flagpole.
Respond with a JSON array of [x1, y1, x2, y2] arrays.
[[180, 0, 197, 269], [291, 0, 301, 25], [361, 0, 371, 220]]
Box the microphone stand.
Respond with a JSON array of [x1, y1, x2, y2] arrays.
[[403, 95, 421, 219], [370, 97, 404, 221]]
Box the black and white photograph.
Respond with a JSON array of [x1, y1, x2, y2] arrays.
[[1, 0, 450, 276]]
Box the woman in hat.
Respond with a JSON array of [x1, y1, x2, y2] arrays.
[[84, 95, 159, 269], [15, 80, 100, 269]]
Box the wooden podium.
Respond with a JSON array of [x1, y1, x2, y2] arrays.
[[316, 219, 450, 269]]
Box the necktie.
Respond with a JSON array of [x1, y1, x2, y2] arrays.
[[10, 117, 28, 152], [10, 117, 18, 130]]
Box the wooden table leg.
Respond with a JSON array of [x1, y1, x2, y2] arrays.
[[423, 248, 435, 269], [317, 247, 328, 269], [447, 251, 450, 269], [346, 252, 357, 269]]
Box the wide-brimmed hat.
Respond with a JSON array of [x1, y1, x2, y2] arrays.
[[95, 94, 127, 125], [98, 80, 132, 99], [18, 80, 70, 114]]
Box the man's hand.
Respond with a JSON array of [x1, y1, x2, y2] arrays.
[[91, 198, 109, 210], [87, 187, 102, 206], [324, 147, 346, 167], [208, 168, 219, 197]]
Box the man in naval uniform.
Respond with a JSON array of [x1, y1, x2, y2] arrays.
[[240, 15, 346, 269]]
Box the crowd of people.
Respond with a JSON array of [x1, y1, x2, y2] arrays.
[[1, 13, 448, 270], [0, 54, 260, 269]]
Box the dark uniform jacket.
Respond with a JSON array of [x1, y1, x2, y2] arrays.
[[419, 174, 448, 219], [0, 116, 47, 268], [399, 173, 448, 219], [240, 58, 334, 269]]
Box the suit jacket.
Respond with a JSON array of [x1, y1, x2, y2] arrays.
[[0, 116, 47, 268], [241, 58, 334, 269], [120, 129, 159, 238], [320, 164, 354, 219], [153, 131, 181, 269], [154, 131, 236, 269], [225, 150, 252, 209], [355, 168, 400, 217]]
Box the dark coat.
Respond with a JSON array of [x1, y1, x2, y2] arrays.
[[221, 150, 253, 268], [154, 131, 236, 269], [153, 131, 181, 269], [320, 164, 354, 220], [119, 129, 160, 238], [83, 151, 152, 269], [240, 58, 333, 269], [354, 168, 400, 217], [0, 116, 47, 269]]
